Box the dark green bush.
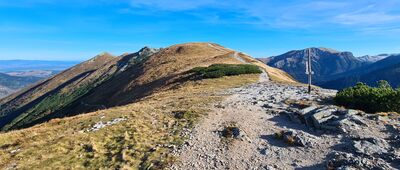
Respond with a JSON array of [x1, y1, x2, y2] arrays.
[[334, 80, 400, 113], [190, 64, 262, 79]]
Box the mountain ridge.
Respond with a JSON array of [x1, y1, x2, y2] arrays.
[[0, 42, 294, 131], [0, 44, 399, 170], [320, 54, 400, 89], [264, 47, 367, 84], [357, 54, 389, 63], [260, 47, 400, 89]]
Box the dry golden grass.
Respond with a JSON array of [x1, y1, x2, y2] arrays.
[[285, 136, 296, 145], [135, 42, 296, 85], [0, 74, 259, 169], [237, 53, 297, 83], [0, 42, 297, 169], [82, 42, 297, 109], [1, 42, 297, 131]]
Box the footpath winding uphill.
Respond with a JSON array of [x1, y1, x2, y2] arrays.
[[170, 72, 400, 169]]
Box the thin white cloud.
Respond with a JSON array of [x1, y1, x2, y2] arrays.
[[360, 26, 400, 35], [3, 0, 400, 33], [127, 0, 400, 31], [129, 0, 220, 11], [334, 12, 400, 25], [331, 2, 400, 25]]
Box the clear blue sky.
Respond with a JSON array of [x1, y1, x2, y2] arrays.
[[1, 0, 400, 61]]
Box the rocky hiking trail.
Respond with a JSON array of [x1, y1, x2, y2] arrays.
[[170, 72, 400, 169]]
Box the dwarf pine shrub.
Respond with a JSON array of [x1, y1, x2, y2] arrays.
[[334, 80, 400, 113], [190, 64, 262, 79]]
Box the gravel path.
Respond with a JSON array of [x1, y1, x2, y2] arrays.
[[170, 74, 341, 169], [170, 73, 400, 169], [232, 52, 247, 64]]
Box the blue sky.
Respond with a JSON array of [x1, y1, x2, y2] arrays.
[[1, 0, 400, 61]]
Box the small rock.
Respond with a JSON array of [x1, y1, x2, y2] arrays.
[[221, 126, 240, 138], [283, 111, 302, 123], [353, 140, 388, 156], [346, 109, 359, 115], [348, 115, 368, 127], [279, 130, 311, 147], [10, 148, 20, 154], [293, 135, 307, 147]]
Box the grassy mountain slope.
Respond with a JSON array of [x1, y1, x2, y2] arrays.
[[0, 53, 119, 130], [0, 43, 295, 132], [0, 42, 295, 169], [0, 74, 259, 169]]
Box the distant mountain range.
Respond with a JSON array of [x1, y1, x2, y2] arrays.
[[263, 48, 367, 83], [0, 60, 80, 99], [320, 54, 400, 89], [5, 70, 56, 78], [357, 54, 389, 63], [0, 72, 43, 90], [0, 72, 45, 99], [0, 85, 14, 98], [261, 48, 399, 89]]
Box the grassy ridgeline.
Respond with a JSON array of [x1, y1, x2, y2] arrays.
[[190, 64, 262, 79], [334, 80, 400, 113]]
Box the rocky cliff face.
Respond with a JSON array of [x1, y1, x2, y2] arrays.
[[265, 48, 367, 84]]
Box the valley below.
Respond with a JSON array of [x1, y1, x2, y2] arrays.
[[0, 60, 78, 99]]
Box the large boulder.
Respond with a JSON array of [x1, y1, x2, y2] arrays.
[[289, 105, 371, 133], [297, 105, 318, 126], [311, 107, 338, 130], [327, 151, 394, 170]]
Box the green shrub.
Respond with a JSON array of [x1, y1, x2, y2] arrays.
[[334, 80, 400, 113], [190, 64, 262, 79]]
